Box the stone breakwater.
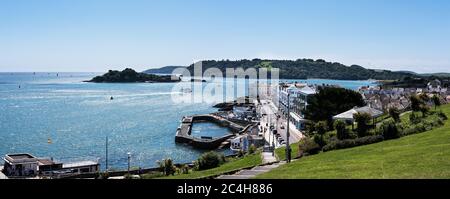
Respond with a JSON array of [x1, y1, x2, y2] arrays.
[[175, 114, 247, 149]]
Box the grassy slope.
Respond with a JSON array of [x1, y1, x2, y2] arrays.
[[256, 104, 450, 179], [160, 152, 262, 179]]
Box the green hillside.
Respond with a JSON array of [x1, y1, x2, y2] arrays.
[[256, 104, 450, 179], [186, 59, 415, 80]]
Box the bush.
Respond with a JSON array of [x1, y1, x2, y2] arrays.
[[196, 151, 226, 171], [379, 120, 401, 140], [438, 111, 448, 120], [156, 158, 177, 176], [298, 138, 321, 156], [236, 150, 246, 157], [248, 144, 257, 155], [313, 134, 327, 148], [389, 107, 401, 122], [409, 112, 421, 123], [354, 112, 371, 137], [420, 105, 430, 117], [315, 121, 328, 135], [179, 164, 190, 174], [334, 120, 349, 140], [323, 135, 384, 152]]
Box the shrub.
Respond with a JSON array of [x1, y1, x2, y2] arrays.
[[236, 150, 246, 157], [354, 112, 372, 137], [156, 158, 177, 176], [196, 151, 226, 171], [437, 118, 445, 126], [438, 111, 448, 120], [323, 135, 384, 152], [380, 120, 401, 140], [315, 121, 328, 136], [298, 138, 321, 156], [179, 164, 190, 174], [334, 120, 348, 140], [313, 134, 327, 148], [248, 144, 257, 154], [389, 107, 401, 122], [409, 112, 421, 123], [420, 105, 430, 117], [432, 94, 441, 110], [410, 95, 423, 112]]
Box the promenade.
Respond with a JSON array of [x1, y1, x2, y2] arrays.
[[258, 100, 304, 148]]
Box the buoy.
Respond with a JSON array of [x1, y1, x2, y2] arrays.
[[110, 96, 114, 100]]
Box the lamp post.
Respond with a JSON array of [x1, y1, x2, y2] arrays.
[[105, 136, 109, 172], [286, 93, 291, 163], [127, 152, 131, 174]]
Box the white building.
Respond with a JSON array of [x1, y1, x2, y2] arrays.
[[2, 154, 39, 177], [279, 83, 316, 131]]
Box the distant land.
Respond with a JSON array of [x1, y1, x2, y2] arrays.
[[86, 68, 180, 83], [143, 66, 185, 74], [144, 59, 417, 80]]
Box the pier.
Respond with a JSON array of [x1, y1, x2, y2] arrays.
[[175, 114, 248, 149]]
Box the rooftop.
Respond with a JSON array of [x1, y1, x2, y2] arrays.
[[4, 153, 38, 164], [333, 106, 384, 120], [63, 160, 99, 169]]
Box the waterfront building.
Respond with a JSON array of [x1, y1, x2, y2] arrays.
[[279, 83, 317, 131], [2, 153, 99, 178], [2, 154, 39, 177]]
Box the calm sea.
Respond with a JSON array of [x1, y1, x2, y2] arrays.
[[0, 72, 375, 170]]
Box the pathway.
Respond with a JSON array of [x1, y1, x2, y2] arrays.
[[216, 149, 281, 179], [216, 161, 285, 179]]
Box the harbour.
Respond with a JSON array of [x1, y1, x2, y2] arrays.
[[0, 72, 377, 171]]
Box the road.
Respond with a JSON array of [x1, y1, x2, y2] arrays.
[[257, 100, 304, 149]]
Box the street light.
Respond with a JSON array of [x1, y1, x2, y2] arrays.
[[286, 93, 291, 163], [127, 152, 131, 174]]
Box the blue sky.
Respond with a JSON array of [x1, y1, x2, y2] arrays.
[[1, 0, 449, 73]]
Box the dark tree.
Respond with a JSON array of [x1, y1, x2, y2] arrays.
[[304, 86, 365, 126], [432, 95, 441, 110], [389, 107, 401, 122], [354, 112, 371, 137], [334, 120, 348, 140], [410, 95, 423, 112]]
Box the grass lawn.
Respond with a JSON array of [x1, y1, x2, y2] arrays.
[[256, 104, 450, 179], [159, 152, 263, 179]]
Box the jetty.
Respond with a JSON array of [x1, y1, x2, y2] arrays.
[[175, 114, 247, 149]]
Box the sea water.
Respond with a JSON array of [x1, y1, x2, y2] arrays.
[[0, 72, 376, 170]]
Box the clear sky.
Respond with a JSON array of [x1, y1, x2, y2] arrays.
[[1, 0, 449, 73]]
